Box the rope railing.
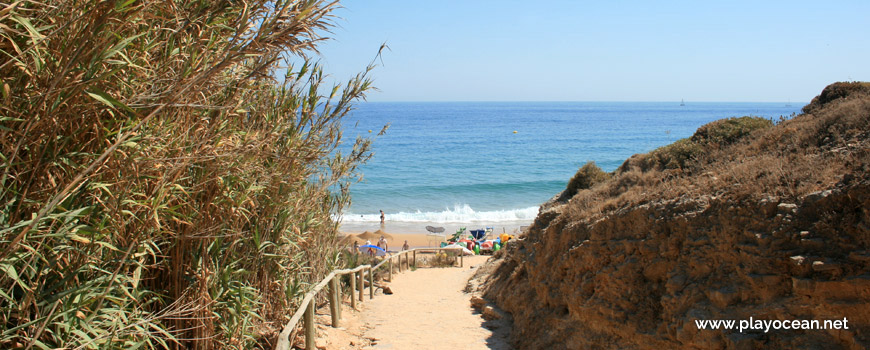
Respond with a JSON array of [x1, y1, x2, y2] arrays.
[[274, 247, 465, 350]]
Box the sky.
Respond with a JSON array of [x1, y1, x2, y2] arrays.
[[312, 0, 870, 102]]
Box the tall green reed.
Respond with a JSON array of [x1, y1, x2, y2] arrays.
[[0, 1, 379, 348]]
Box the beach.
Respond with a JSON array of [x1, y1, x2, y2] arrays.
[[340, 224, 525, 251], [340, 231, 451, 250], [341, 220, 525, 239]]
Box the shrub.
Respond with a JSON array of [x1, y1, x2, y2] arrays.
[[691, 116, 773, 145], [802, 81, 870, 113], [617, 138, 702, 173], [651, 138, 704, 170], [564, 161, 610, 199], [617, 117, 770, 173], [421, 252, 457, 268]]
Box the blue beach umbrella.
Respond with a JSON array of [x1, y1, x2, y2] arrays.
[[358, 244, 388, 256]]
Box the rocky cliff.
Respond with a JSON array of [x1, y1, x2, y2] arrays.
[[476, 83, 870, 349]]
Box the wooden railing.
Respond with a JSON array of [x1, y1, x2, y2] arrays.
[[274, 247, 464, 350]]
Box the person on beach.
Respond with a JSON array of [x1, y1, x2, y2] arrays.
[[379, 210, 385, 225], [378, 235, 388, 251], [352, 240, 359, 255], [402, 240, 409, 251], [365, 240, 374, 256]]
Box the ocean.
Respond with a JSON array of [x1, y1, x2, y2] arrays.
[[338, 101, 802, 234]]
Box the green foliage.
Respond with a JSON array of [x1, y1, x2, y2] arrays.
[[619, 116, 771, 173], [690, 116, 774, 145], [0, 1, 379, 348], [564, 161, 610, 199], [648, 138, 704, 170]]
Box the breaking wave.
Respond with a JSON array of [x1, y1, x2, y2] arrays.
[[340, 204, 538, 224]]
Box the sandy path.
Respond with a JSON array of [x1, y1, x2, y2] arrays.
[[358, 255, 512, 349]]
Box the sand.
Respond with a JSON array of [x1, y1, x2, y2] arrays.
[[302, 255, 512, 349], [341, 222, 528, 236], [340, 232, 452, 251], [360, 255, 511, 349], [341, 224, 529, 254]]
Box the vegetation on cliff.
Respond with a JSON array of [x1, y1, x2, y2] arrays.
[[481, 83, 870, 349], [563, 162, 610, 201], [0, 1, 376, 348]]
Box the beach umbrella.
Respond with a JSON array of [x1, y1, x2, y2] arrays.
[[426, 226, 445, 234], [357, 231, 378, 240], [374, 229, 393, 240], [358, 244, 388, 256]]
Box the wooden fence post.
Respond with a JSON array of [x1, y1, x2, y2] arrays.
[[461, 253, 464, 268], [349, 272, 357, 310], [368, 267, 374, 299], [329, 278, 340, 327], [358, 270, 364, 302], [304, 301, 315, 350], [413, 250, 416, 267], [388, 257, 393, 281], [398, 253, 403, 272], [336, 277, 342, 320]]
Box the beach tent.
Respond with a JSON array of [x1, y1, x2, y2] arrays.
[[358, 244, 388, 256]]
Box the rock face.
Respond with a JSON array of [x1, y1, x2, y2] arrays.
[[477, 85, 870, 350]]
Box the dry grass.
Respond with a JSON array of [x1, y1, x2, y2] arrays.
[[564, 84, 870, 224], [802, 81, 870, 114], [417, 252, 458, 268], [0, 1, 381, 349]]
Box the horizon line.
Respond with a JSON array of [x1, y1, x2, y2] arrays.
[[358, 100, 808, 104]]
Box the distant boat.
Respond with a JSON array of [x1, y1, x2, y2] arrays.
[[680, 99, 685, 106], [785, 99, 792, 107]]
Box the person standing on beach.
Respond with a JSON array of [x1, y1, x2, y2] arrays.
[[402, 240, 409, 251], [379, 210, 385, 225], [378, 235, 388, 252]]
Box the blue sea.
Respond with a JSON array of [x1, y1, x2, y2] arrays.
[[338, 102, 802, 234]]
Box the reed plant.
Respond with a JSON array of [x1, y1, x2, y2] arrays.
[[0, 0, 380, 348]]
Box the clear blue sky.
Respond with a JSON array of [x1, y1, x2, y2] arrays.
[[314, 0, 870, 102]]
